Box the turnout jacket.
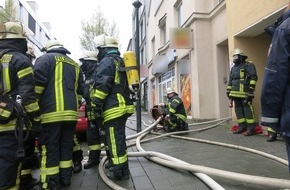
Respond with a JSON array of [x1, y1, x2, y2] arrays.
[[0, 39, 40, 132], [82, 61, 98, 120], [167, 94, 187, 122], [261, 10, 290, 136], [33, 47, 84, 124], [91, 50, 134, 123], [227, 61, 257, 98]]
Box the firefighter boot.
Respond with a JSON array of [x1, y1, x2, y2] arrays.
[[267, 132, 277, 142], [19, 174, 39, 190], [105, 159, 113, 169], [39, 178, 60, 190], [73, 161, 82, 173], [72, 149, 83, 173], [244, 129, 254, 136], [106, 162, 129, 180], [233, 126, 247, 134], [84, 150, 100, 169]]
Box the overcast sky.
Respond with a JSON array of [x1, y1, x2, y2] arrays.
[[35, 0, 134, 60]]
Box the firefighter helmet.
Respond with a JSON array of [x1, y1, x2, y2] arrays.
[[233, 48, 248, 58], [166, 87, 175, 95], [94, 34, 118, 49], [0, 21, 26, 39], [79, 50, 98, 62], [45, 40, 63, 51]]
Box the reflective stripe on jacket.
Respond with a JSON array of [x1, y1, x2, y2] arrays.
[[33, 48, 84, 124], [168, 94, 187, 122], [0, 48, 40, 132], [227, 62, 257, 98], [91, 51, 134, 123]]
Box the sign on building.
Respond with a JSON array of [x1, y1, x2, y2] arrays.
[[170, 28, 192, 49]]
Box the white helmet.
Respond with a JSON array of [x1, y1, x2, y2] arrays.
[[94, 34, 118, 49], [0, 21, 26, 39], [45, 40, 63, 51], [79, 50, 98, 61], [166, 87, 175, 95], [233, 48, 248, 59]]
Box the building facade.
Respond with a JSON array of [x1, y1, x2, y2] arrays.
[[146, 0, 227, 119], [0, 0, 54, 57], [226, 0, 289, 122], [138, 0, 289, 122]]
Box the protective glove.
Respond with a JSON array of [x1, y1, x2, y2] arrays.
[[226, 90, 230, 99], [247, 89, 254, 99]]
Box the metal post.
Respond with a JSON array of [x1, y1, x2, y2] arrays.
[[133, 0, 142, 132]]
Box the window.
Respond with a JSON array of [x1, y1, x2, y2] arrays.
[[140, 48, 144, 65], [158, 67, 175, 103], [160, 23, 166, 46], [176, 1, 184, 27], [28, 14, 36, 34], [151, 37, 155, 57], [159, 14, 167, 46]]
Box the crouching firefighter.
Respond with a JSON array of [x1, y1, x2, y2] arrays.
[[0, 21, 41, 190], [163, 87, 189, 132], [92, 34, 135, 180]]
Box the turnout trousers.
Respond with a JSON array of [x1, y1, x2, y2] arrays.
[[104, 116, 129, 175], [0, 131, 21, 190], [38, 121, 76, 189], [86, 120, 101, 161], [233, 98, 255, 131]]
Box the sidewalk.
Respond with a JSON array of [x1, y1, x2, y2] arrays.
[[36, 112, 290, 190]]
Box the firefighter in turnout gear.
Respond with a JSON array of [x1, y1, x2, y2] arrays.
[[79, 50, 102, 169], [163, 87, 189, 132], [227, 49, 258, 136], [33, 40, 84, 189], [92, 34, 135, 180], [19, 44, 40, 190], [0, 21, 41, 190]]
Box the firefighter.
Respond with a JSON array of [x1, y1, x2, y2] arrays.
[[92, 34, 135, 180], [72, 134, 83, 173], [19, 44, 40, 190], [79, 50, 102, 169], [0, 21, 41, 190], [33, 40, 84, 189], [163, 87, 189, 132], [261, 4, 290, 153], [227, 49, 258, 136]]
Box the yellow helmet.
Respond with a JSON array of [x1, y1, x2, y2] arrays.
[[94, 34, 118, 49], [166, 87, 175, 95], [79, 50, 98, 61], [0, 21, 26, 39], [45, 40, 63, 51]]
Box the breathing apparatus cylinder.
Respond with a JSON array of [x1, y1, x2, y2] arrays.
[[123, 51, 140, 93]]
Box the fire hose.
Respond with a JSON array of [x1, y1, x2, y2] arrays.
[[99, 116, 290, 189]]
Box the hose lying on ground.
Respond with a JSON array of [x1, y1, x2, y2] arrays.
[[99, 116, 290, 189]]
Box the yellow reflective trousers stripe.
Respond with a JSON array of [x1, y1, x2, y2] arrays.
[[109, 127, 128, 165]]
